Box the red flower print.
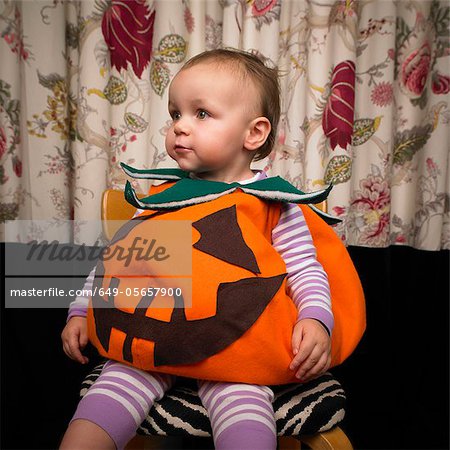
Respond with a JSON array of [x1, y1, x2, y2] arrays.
[[12, 155, 22, 177], [3, 5, 32, 62], [4, 33, 14, 45], [184, 6, 195, 33], [0, 126, 6, 159], [426, 157, 439, 177], [400, 41, 431, 97], [352, 173, 390, 244], [252, 0, 277, 16], [322, 60, 355, 150], [370, 82, 393, 107], [432, 72, 450, 95], [102, 0, 155, 79], [332, 206, 346, 217]]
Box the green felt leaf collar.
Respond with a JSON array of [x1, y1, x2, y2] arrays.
[[121, 163, 340, 225]]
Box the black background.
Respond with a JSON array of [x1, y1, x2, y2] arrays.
[[1, 244, 449, 450]]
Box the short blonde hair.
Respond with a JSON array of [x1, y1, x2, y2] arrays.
[[180, 49, 280, 161]]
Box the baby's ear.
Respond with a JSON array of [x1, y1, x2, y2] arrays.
[[244, 117, 271, 151]]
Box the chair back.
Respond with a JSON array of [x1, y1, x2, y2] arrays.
[[101, 189, 138, 240]]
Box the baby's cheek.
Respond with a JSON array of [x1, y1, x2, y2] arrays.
[[165, 130, 173, 149]]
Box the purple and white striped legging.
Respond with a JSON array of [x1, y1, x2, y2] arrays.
[[73, 360, 276, 449]]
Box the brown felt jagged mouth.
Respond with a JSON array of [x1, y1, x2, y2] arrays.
[[92, 261, 286, 366]]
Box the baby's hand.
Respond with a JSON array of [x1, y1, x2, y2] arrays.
[[289, 318, 331, 382], [61, 316, 89, 364]]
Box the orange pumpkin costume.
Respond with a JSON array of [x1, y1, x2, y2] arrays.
[[87, 166, 366, 385]]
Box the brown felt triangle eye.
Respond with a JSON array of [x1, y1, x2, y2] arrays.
[[192, 205, 261, 274]]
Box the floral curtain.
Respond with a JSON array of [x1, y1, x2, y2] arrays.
[[1, 0, 449, 249]]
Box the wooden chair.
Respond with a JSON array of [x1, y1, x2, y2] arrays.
[[88, 189, 354, 450]]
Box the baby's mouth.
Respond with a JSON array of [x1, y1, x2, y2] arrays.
[[174, 145, 193, 153]]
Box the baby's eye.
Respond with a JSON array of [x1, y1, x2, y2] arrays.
[[171, 111, 181, 121], [197, 110, 209, 120]]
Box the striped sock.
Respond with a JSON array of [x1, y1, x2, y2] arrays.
[[72, 361, 174, 449], [198, 381, 277, 450]]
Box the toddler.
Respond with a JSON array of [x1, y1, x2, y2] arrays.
[[60, 49, 333, 450]]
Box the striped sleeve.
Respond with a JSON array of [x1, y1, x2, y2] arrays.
[[67, 267, 93, 320], [272, 203, 334, 334]]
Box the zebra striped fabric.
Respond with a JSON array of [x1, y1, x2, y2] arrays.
[[80, 364, 346, 438]]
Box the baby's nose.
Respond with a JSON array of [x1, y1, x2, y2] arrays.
[[173, 117, 190, 135]]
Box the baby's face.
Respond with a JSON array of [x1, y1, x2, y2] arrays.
[[165, 62, 260, 182]]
